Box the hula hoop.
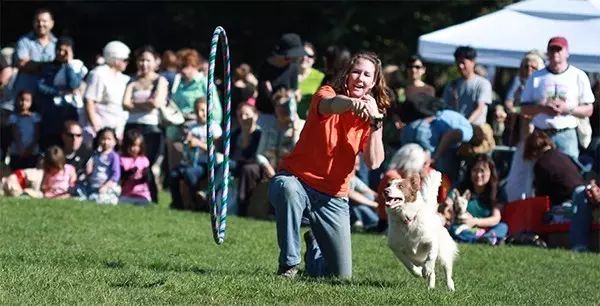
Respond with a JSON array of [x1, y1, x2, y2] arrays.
[[207, 26, 231, 245]]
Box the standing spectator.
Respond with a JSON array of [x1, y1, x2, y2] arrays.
[[256, 33, 306, 128], [297, 42, 325, 120], [159, 50, 179, 93], [61, 120, 91, 182], [504, 51, 545, 113], [590, 80, 600, 174], [119, 129, 152, 205], [9, 90, 40, 170], [404, 55, 435, 100], [41, 145, 76, 199], [521, 37, 595, 161], [84, 41, 131, 142], [1, 48, 16, 162], [320, 45, 351, 86], [442, 46, 493, 126], [231, 63, 257, 121], [122, 45, 167, 166], [269, 51, 389, 279], [37, 36, 88, 149], [12, 9, 57, 97], [166, 48, 221, 170]]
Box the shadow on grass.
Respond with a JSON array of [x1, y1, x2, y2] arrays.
[[298, 274, 405, 289]]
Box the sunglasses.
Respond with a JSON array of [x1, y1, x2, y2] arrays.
[[65, 132, 82, 138], [548, 46, 563, 53], [409, 65, 423, 69], [305, 54, 315, 59]]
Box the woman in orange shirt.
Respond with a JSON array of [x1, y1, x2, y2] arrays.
[[269, 51, 390, 278]]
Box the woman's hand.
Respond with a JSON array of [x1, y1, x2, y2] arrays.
[[459, 213, 478, 227]]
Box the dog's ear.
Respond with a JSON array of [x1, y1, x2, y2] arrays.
[[463, 189, 471, 201], [409, 174, 420, 192], [450, 188, 459, 201]]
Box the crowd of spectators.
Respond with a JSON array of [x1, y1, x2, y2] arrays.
[[1, 8, 599, 252]]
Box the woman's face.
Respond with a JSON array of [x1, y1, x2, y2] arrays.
[[137, 51, 157, 75], [237, 105, 257, 128], [301, 46, 315, 71], [520, 59, 538, 78], [407, 59, 425, 81], [470, 161, 491, 189], [346, 58, 376, 98], [181, 65, 198, 81]]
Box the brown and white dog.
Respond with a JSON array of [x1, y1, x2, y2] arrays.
[[384, 170, 458, 291]]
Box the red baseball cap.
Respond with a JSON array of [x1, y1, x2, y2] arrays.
[[548, 36, 568, 49]]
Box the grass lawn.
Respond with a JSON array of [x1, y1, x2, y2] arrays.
[[1, 194, 599, 305]]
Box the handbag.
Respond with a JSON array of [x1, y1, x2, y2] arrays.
[[159, 73, 185, 126]]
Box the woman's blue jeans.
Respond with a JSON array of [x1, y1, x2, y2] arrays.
[[269, 172, 352, 278]]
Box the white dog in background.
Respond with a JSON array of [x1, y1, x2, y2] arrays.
[[384, 170, 458, 291], [450, 189, 472, 236]]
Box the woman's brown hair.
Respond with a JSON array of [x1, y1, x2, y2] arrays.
[[459, 154, 499, 208], [523, 130, 555, 160], [177, 48, 203, 69], [331, 51, 391, 114], [43, 146, 66, 172]]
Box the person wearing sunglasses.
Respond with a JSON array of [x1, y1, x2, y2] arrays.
[[521, 36, 595, 161], [297, 42, 325, 120], [61, 120, 91, 182], [404, 55, 435, 101], [504, 51, 545, 113]]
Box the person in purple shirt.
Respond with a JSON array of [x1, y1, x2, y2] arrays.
[[77, 127, 121, 204]]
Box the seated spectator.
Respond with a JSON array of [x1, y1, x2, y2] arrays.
[[349, 156, 379, 231], [37, 36, 88, 149], [447, 154, 508, 245], [231, 102, 262, 216], [77, 127, 121, 204], [1, 166, 44, 198], [255, 87, 305, 178], [61, 120, 92, 183], [231, 63, 257, 117], [84, 41, 131, 142], [297, 42, 325, 120], [169, 97, 221, 210], [524, 130, 595, 251], [41, 145, 76, 199], [9, 90, 40, 170], [119, 129, 151, 205]]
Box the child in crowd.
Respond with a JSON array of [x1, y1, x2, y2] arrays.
[[41, 146, 76, 199], [78, 127, 121, 204], [119, 129, 151, 205], [9, 90, 40, 170], [169, 97, 222, 209]]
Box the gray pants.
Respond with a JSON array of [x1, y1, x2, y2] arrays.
[[269, 172, 352, 278]]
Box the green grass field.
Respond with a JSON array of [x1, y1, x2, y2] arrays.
[[1, 195, 599, 305]]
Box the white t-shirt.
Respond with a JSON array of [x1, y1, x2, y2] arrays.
[[521, 65, 595, 129], [186, 122, 223, 164], [84, 65, 130, 137]]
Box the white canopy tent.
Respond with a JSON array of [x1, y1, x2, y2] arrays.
[[418, 0, 600, 72]]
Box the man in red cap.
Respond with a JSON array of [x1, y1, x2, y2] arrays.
[[521, 36, 595, 160]]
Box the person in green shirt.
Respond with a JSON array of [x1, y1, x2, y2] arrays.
[[297, 42, 324, 120]]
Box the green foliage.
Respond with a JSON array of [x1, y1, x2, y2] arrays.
[[1, 195, 599, 304]]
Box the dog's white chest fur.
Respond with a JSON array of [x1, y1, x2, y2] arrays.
[[384, 170, 458, 291]]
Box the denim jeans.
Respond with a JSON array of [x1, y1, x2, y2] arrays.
[[450, 222, 508, 244], [269, 172, 352, 278], [570, 185, 592, 251], [550, 128, 579, 162], [169, 163, 207, 208]]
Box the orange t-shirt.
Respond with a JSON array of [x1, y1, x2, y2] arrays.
[[280, 85, 371, 197]]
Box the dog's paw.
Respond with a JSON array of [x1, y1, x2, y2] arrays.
[[410, 266, 422, 277], [447, 278, 455, 291]]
